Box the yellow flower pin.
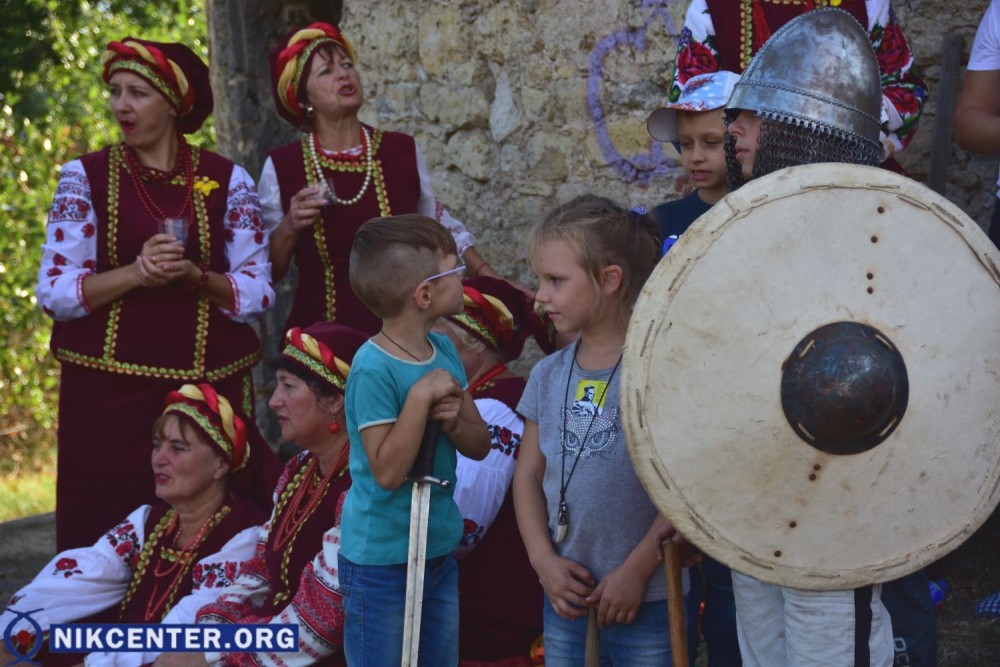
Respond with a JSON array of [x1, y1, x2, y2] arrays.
[[194, 177, 220, 197]]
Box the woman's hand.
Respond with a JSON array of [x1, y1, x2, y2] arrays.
[[155, 258, 204, 287], [134, 233, 183, 287], [284, 185, 327, 232]]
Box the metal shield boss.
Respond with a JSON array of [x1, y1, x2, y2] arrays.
[[623, 163, 1000, 590]]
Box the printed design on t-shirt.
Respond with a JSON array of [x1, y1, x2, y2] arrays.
[[561, 405, 620, 458], [562, 377, 620, 458], [571, 379, 609, 416]]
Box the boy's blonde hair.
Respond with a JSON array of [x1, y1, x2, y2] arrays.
[[350, 214, 458, 318], [527, 195, 661, 323]]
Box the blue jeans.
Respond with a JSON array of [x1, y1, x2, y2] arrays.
[[542, 596, 674, 666], [339, 553, 459, 667]]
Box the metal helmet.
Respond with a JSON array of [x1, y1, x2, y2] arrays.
[[726, 8, 882, 146]]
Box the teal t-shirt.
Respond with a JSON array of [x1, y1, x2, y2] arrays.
[[342, 332, 468, 565]]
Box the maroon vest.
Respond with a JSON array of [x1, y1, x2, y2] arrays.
[[269, 127, 421, 334], [706, 0, 869, 72], [51, 145, 262, 381], [120, 497, 268, 623], [259, 454, 352, 617]]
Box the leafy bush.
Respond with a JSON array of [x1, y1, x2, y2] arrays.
[[0, 0, 210, 478]]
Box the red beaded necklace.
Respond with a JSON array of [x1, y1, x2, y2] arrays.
[[122, 138, 196, 222], [469, 362, 508, 395], [118, 504, 230, 622], [270, 443, 350, 553]]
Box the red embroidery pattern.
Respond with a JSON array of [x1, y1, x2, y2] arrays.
[[105, 518, 141, 571], [53, 557, 83, 578], [488, 424, 521, 458], [460, 518, 485, 548], [192, 560, 241, 589], [227, 181, 265, 234]]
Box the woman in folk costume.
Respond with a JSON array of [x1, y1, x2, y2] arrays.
[[669, 0, 928, 169], [34, 38, 274, 550], [433, 277, 544, 665], [0, 385, 278, 667], [181, 322, 368, 667], [260, 22, 500, 335]]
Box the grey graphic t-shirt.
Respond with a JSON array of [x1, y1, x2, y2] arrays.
[[518, 344, 668, 601]]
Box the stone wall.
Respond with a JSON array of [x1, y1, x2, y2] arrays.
[[337, 0, 997, 285]]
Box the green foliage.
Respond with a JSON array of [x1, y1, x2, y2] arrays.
[[0, 0, 211, 478], [0, 451, 56, 521]]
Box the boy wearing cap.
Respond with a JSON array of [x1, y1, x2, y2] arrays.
[[647, 71, 740, 256], [649, 76, 744, 667]]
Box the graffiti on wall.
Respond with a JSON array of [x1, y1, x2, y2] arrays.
[[587, 0, 683, 184]]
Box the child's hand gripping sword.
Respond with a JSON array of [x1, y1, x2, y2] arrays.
[[401, 421, 448, 667]]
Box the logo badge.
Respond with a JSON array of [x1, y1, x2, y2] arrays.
[[3, 609, 44, 665]]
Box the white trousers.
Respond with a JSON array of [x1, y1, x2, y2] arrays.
[[732, 571, 894, 667]]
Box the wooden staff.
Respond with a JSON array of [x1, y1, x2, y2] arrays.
[[584, 607, 600, 667], [663, 540, 689, 667]]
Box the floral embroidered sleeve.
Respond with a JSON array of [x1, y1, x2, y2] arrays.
[[453, 398, 524, 559], [668, 0, 927, 156], [866, 0, 928, 155], [199, 465, 346, 667], [34, 160, 100, 321], [0, 506, 149, 640], [83, 524, 262, 667], [196, 461, 291, 630], [668, 0, 719, 102], [219, 165, 274, 322]]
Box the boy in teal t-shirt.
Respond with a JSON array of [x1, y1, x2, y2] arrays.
[[341, 213, 490, 666]]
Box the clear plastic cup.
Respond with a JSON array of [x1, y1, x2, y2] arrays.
[[158, 216, 189, 248]]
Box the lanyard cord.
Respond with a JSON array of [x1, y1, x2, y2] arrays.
[[558, 340, 623, 511]]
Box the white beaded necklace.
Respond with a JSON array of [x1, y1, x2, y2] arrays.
[[308, 125, 373, 206]]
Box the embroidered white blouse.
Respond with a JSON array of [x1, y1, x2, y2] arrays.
[[0, 505, 260, 667], [257, 142, 476, 255], [35, 159, 274, 324]]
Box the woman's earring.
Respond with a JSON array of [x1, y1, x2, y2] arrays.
[[328, 422, 341, 434], [305, 105, 315, 118]]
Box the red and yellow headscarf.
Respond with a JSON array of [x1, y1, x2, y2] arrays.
[[101, 37, 213, 134], [447, 277, 532, 361], [269, 22, 355, 128], [163, 384, 249, 471], [280, 322, 367, 393]]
